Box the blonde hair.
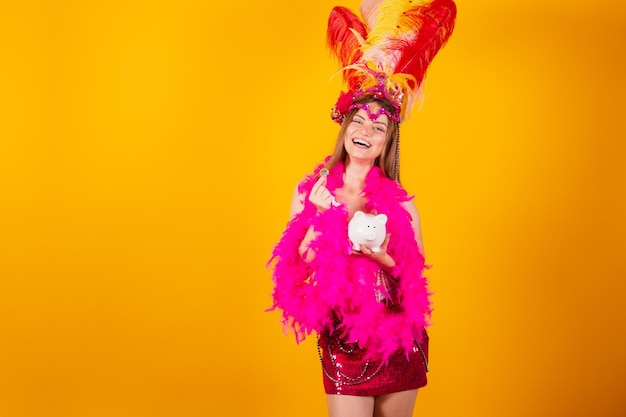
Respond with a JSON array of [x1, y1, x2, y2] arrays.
[[324, 96, 401, 182]]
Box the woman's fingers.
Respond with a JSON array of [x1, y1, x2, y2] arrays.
[[309, 175, 331, 211], [310, 174, 326, 195]]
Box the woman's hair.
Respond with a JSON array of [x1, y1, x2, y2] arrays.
[[324, 96, 401, 182]]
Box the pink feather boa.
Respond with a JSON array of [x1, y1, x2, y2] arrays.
[[269, 158, 431, 361]]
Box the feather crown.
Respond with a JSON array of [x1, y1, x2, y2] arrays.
[[328, 0, 457, 123]]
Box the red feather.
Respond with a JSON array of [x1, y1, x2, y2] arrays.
[[389, 0, 457, 89], [327, 6, 368, 68]]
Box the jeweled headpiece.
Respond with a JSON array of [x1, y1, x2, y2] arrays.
[[328, 0, 457, 124]]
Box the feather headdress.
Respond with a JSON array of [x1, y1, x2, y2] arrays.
[[328, 0, 456, 123]]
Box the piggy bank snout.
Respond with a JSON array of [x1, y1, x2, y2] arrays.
[[362, 226, 378, 241]]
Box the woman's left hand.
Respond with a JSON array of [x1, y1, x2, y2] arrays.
[[358, 234, 396, 269]]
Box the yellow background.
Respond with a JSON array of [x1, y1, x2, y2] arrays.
[[1, 0, 625, 416]]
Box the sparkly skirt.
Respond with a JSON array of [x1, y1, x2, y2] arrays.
[[317, 329, 429, 396]]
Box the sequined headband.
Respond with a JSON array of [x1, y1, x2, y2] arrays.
[[330, 68, 403, 124], [351, 103, 399, 122]]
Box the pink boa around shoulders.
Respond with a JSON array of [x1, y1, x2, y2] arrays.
[[268, 158, 431, 361]]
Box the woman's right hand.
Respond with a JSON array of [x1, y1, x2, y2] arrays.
[[309, 174, 333, 213]]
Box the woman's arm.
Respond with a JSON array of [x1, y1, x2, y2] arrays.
[[289, 185, 304, 220], [291, 175, 336, 261], [401, 200, 425, 257], [289, 185, 320, 261]]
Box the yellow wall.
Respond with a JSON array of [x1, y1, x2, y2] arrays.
[[1, 1, 625, 416]]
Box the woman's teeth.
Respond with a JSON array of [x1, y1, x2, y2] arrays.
[[353, 139, 371, 148]]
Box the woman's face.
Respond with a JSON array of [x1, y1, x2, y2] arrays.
[[343, 102, 390, 163]]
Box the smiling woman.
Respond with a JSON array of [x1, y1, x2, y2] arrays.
[[268, 1, 457, 416]]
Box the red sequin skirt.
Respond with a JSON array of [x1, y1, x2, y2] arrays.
[[317, 329, 429, 396]]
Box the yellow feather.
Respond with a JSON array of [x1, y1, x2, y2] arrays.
[[361, 0, 431, 46]]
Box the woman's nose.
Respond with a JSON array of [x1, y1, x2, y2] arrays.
[[359, 122, 374, 136]]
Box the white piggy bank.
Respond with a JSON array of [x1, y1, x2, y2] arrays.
[[348, 211, 388, 253]]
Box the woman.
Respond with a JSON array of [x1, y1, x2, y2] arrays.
[[269, 1, 456, 416]]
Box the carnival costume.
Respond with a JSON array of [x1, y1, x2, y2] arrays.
[[269, 0, 456, 395]]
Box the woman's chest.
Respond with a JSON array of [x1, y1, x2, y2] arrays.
[[333, 187, 367, 219]]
